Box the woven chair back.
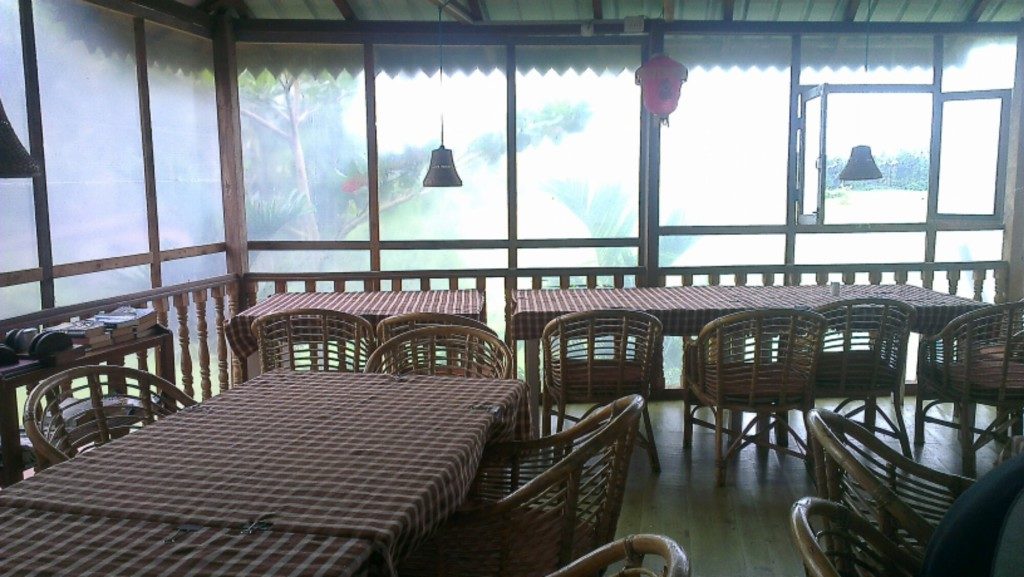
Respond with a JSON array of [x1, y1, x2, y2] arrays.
[[403, 395, 642, 577], [790, 497, 921, 577], [24, 365, 196, 469], [376, 312, 495, 342], [815, 299, 915, 395], [542, 310, 663, 403], [251, 308, 376, 372], [692, 308, 826, 409], [807, 409, 973, 557], [544, 534, 690, 577], [923, 302, 1024, 404], [365, 325, 513, 379]]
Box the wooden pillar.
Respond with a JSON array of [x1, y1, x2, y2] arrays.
[[212, 14, 249, 290], [1001, 23, 1024, 303]]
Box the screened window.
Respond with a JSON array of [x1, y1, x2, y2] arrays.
[[515, 45, 640, 242], [35, 0, 148, 265], [801, 34, 933, 85], [660, 35, 790, 228], [0, 0, 36, 276], [375, 45, 507, 241], [943, 35, 1017, 92], [238, 44, 368, 245], [147, 23, 225, 250], [937, 98, 1002, 215]]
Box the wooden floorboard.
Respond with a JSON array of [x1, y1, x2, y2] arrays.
[[611, 398, 1004, 577]]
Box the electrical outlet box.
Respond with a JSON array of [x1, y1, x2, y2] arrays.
[[623, 16, 644, 34]]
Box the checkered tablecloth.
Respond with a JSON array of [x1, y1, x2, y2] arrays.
[[509, 284, 985, 340], [0, 506, 373, 577], [0, 372, 530, 576], [226, 291, 485, 358]]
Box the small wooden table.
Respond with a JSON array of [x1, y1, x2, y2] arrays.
[[226, 290, 486, 360], [509, 284, 986, 432], [0, 326, 175, 487], [0, 371, 530, 576]]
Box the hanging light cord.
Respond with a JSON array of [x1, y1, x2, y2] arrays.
[[437, 3, 447, 146]]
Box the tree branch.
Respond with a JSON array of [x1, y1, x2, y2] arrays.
[[240, 108, 290, 140]]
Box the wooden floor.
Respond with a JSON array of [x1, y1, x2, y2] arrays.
[[611, 399, 1004, 577]]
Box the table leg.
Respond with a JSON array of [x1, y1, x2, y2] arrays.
[[525, 339, 541, 438], [1, 384, 23, 487]]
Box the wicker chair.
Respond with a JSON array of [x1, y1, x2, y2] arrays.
[[807, 409, 973, 558], [365, 325, 513, 379], [399, 395, 642, 577], [542, 310, 663, 472], [916, 301, 1024, 477], [544, 534, 689, 577], [251, 308, 376, 373], [683, 309, 826, 486], [24, 365, 196, 469], [376, 312, 496, 342], [790, 497, 922, 577], [814, 299, 916, 457]]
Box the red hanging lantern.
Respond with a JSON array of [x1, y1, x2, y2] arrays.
[[635, 54, 688, 126]]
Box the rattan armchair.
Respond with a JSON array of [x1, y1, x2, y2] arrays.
[[399, 395, 642, 577], [544, 534, 689, 577], [251, 308, 376, 372], [683, 309, 826, 485], [916, 301, 1024, 476], [807, 409, 973, 558], [365, 325, 513, 379], [542, 309, 663, 472], [376, 312, 496, 342], [814, 299, 916, 456], [24, 365, 196, 469], [790, 497, 922, 577]]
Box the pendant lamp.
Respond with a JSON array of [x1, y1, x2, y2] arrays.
[[0, 98, 39, 178], [422, 3, 462, 187], [839, 2, 881, 182]]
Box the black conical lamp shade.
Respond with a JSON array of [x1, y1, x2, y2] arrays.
[[0, 98, 39, 178], [422, 145, 462, 187], [839, 145, 882, 181]]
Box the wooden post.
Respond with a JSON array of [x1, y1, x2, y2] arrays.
[[1001, 23, 1024, 302], [212, 14, 249, 286]]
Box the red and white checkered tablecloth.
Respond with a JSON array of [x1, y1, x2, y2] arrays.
[[0, 506, 374, 577], [509, 284, 985, 340], [0, 372, 530, 576], [226, 291, 485, 358]]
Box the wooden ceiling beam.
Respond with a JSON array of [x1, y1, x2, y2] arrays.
[[332, 0, 358, 20], [965, 0, 995, 21], [466, 0, 484, 21], [196, 0, 253, 18], [592, 0, 603, 20], [842, 0, 861, 22], [722, 0, 735, 21], [425, 0, 476, 24]]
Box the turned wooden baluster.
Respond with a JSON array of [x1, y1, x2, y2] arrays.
[[842, 271, 855, 285], [868, 271, 882, 285], [194, 289, 212, 401], [895, 270, 909, 285], [995, 268, 1007, 303], [228, 285, 243, 386], [212, 286, 229, 393], [816, 272, 829, 286], [973, 269, 986, 302], [174, 292, 194, 399], [922, 269, 934, 290], [152, 296, 169, 377], [947, 268, 961, 296]]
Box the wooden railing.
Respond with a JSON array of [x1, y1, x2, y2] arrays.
[[0, 275, 242, 401], [0, 260, 1008, 407]]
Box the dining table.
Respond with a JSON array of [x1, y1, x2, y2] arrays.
[[0, 370, 531, 577], [509, 283, 986, 432], [226, 290, 486, 360]]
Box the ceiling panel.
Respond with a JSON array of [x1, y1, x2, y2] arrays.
[[190, 0, 1024, 22]]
